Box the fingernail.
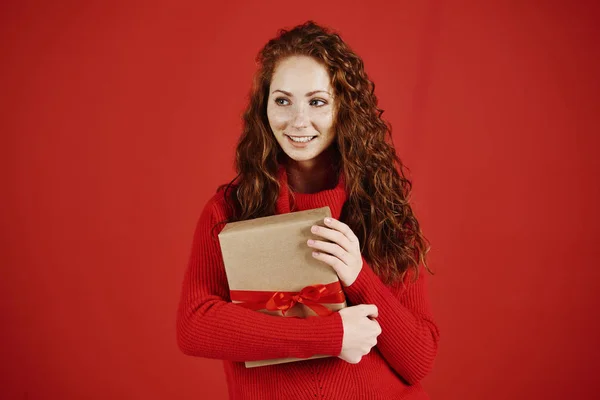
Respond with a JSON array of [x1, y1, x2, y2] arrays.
[[312, 251, 320, 256], [324, 218, 331, 224], [307, 239, 314, 245], [311, 226, 318, 232]]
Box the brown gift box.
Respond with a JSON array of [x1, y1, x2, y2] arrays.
[[217, 206, 347, 368]]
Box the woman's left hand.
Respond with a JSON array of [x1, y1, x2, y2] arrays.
[[307, 217, 363, 287]]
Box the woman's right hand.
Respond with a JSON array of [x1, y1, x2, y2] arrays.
[[338, 304, 382, 364]]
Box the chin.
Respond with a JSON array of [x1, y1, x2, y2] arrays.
[[282, 149, 329, 164], [283, 151, 316, 162]]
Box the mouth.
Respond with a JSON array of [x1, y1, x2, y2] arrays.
[[285, 134, 317, 144]]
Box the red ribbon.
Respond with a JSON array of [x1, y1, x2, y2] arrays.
[[230, 281, 345, 317]]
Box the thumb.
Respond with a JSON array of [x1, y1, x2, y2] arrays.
[[359, 304, 378, 319]]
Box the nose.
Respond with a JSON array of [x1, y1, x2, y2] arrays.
[[291, 105, 309, 129]]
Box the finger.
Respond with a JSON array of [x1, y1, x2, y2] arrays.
[[371, 319, 382, 335], [311, 225, 353, 253], [307, 240, 351, 265], [312, 251, 347, 276], [324, 217, 359, 244]]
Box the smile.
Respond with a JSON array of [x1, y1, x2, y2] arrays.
[[286, 135, 317, 143]]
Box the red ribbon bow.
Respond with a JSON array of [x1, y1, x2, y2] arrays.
[[230, 281, 345, 317]]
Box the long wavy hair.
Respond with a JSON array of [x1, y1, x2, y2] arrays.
[[215, 20, 431, 284]]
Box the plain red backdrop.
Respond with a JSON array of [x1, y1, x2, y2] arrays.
[[2, 1, 599, 399]]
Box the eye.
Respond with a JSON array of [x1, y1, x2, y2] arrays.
[[275, 97, 290, 106], [310, 99, 327, 107]]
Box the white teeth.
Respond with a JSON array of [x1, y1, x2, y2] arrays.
[[288, 136, 315, 143]]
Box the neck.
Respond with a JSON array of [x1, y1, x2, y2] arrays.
[[283, 148, 338, 194]]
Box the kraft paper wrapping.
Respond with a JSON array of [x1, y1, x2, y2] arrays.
[[217, 206, 347, 368]]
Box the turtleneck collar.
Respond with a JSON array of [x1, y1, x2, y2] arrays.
[[275, 164, 347, 219]]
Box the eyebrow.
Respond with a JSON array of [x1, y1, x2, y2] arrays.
[[271, 89, 331, 97]]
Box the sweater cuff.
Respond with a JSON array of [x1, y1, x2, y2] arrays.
[[304, 311, 344, 357], [343, 256, 380, 305]]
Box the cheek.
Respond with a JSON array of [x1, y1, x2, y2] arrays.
[[312, 109, 335, 132], [267, 106, 290, 130]]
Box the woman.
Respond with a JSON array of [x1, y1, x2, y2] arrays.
[[177, 21, 439, 399]]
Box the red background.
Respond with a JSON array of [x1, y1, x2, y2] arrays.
[[2, 1, 599, 399]]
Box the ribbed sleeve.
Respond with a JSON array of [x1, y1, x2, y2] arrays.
[[176, 194, 344, 362], [343, 258, 440, 384]]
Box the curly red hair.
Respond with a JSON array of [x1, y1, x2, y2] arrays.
[[216, 21, 431, 284]]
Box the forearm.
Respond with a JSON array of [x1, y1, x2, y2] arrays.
[[176, 292, 343, 361], [343, 261, 439, 384]]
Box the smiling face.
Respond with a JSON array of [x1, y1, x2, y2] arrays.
[[266, 55, 336, 167]]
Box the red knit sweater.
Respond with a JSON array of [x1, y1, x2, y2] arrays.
[[176, 165, 440, 399]]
